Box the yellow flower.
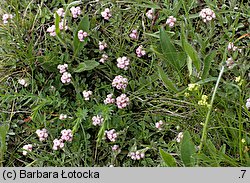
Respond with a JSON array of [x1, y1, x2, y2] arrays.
[[201, 95, 208, 101], [235, 76, 241, 82], [235, 76, 244, 86], [184, 92, 190, 97], [198, 95, 208, 106], [188, 83, 199, 91]]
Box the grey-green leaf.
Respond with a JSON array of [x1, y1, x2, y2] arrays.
[[160, 27, 186, 70], [183, 41, 201, 72], [159, 148, 177, 167], [180, 131, 196, 167], [73, 15, 90, 56], [201, 50, 216, 79], [160, 27, 177, 68], [187, 56, 193, 76], [74, 60, 99, 73], [54, 13, 60, 36]]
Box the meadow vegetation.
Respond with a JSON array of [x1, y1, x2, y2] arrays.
[[0, 0, 249, 167]]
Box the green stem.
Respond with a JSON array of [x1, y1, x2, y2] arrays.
[[238, 92, 243, 163], [199, 65, 225, 153]]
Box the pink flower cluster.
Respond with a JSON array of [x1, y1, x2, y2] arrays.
[[59, 114, 67, 120], [226, 57, 235, 69], [228, 42, 242, 52], [105, 129, 117, 142], [18, 78, 28, 87], [199, 8, 216, 22], [116, 94, 129, 109], [112, 75, 128, 90], [246, 98, 250, 110], [128, 151, 145, 160], [104, 94, 115, 104], [52, 139, 64, 150], [53, 129, 73, 150], [61, 72, 72, 84], [166, 16, 176, 28], [99, 54, 108, 63], [101, 8, 112, 20], [59, 21, 68, 30], [146, 9, 154, 20], [47, 25, 56, 36], [228, 42, 237, 51], [117, 56, 130, 70], [82, 90, 93, 100], [78, 30, 88, 42], [99, 41, 108, 51], [47, 21, 67, 36], [111, 145, 121, 153], [136, 45, 146, 57], [57, 64, 68, 73], [22, 144, 32, 155], [56, 8, 65, 17], [2, 14, 13, 24], [92, 115, 104, 126], [155, 120, 164, 130], [36, 128, 48, 141], [129, 29, 138, 40], [176, 132, 183, 143], [61, 129, 73, 142], [70, 6, 81, 18], [57, 63, 71, 83]]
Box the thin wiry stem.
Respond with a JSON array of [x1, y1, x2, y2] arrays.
[[199, 65, 225, 154]]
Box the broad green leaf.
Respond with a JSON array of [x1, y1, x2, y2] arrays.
[[160, 27, 186, 70], [160, 27, 176, 65], [160, 27, 176, 52], [157, 66, 178, 93], [159, 148, 176, 167], [78, 15, 90, 32], [183, 41, 201, 72], [201, 50, 216, 79], [180, 22, 200, 73], [73, 15, 90, 56], [180, 131, 196, 167], [187, 56, 192, 76], [74, 60, 99, 73], [150, 45, 164, 56], [54, 13, 60, 36]]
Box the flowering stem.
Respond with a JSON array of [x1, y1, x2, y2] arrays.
[[199, 65, 225, 154]]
